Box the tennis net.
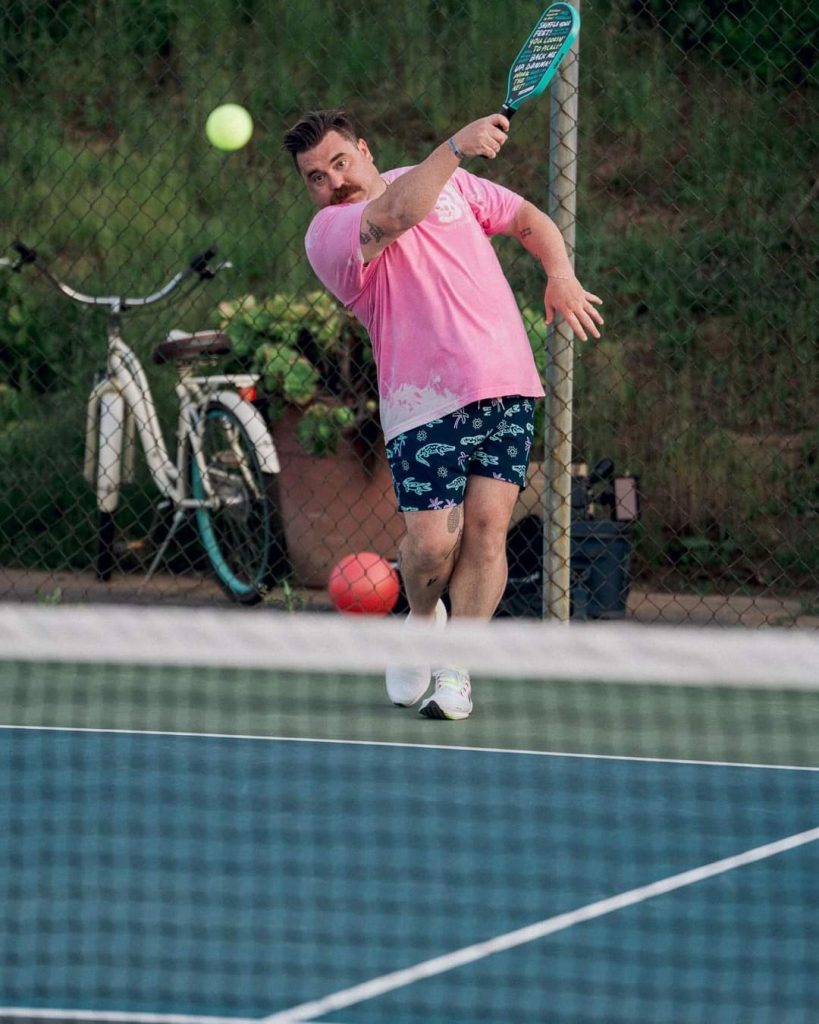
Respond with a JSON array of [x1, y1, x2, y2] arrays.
[[1, 605, 817, 1024]]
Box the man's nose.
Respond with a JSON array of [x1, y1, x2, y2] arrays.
[[327, 169, 345, 189]]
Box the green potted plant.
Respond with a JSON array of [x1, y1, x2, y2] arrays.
[[215, 291, 404, 587], [217, 290, 381, 461]]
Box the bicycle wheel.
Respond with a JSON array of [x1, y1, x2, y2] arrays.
[[191, 401, 282, 604]]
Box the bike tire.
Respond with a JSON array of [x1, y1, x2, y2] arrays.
[[191, 401, 282, 604]]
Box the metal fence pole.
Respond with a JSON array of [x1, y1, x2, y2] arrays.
[[544, 10, 580, 622]]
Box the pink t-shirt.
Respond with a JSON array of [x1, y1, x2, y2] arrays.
[[305, 167, 544, 441]]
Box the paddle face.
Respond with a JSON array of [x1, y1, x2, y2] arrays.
[[502, 2, 580, 119]]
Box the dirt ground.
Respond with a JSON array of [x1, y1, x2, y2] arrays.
[[2, 566, 817, 629]]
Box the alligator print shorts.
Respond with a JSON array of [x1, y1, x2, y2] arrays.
[[385, 396, 537, 513]]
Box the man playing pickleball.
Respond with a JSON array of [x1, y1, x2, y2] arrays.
[[283, 109, 602, 719]]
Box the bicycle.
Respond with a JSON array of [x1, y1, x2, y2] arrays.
[[1, 240, 283, 605]]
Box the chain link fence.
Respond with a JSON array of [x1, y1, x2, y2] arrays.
[[0, 0, 816, 625]]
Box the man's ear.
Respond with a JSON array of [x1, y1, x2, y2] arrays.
[[357, 138, 373, 162]]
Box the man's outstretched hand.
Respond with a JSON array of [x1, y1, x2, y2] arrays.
[[545, 276, 604, 342]]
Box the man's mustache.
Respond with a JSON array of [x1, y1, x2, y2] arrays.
[[330, 184, 361, 205]]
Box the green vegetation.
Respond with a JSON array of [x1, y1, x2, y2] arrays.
[[0, 0, 816, 591], [218, 292, 377, 458]]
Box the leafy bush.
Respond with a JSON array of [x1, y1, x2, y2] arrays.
[[217, 291, 380, 458], [0, 273, 88, 414]]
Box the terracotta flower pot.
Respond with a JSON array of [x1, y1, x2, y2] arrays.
[[271, 408, 405, 587]]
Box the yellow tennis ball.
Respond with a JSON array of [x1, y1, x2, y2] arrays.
[[205, 104, 253, 152]]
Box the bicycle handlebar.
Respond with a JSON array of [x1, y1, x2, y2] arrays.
[[1, 240, 229, 312], [189, 248, 217, 275], [0, 240, 37, 272]]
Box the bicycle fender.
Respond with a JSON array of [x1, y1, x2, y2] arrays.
[[83, 378, 110, 485], [211, 391, 280, 474], [96, 390, 126, 512]]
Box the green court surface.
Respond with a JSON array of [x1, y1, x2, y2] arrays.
[[0, 660, 817, 765]]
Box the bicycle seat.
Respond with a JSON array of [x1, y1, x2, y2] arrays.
[[153, 330, 233, 364]]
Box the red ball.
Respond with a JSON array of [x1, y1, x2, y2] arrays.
[[328, 552, 400, 616]]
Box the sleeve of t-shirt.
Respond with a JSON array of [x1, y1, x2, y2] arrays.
[[452, 168, 525, 237], [304, 202, 374, 307]]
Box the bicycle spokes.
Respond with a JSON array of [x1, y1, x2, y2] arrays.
[[191, 403, 275, 603]]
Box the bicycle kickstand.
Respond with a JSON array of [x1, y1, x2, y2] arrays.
[[143, 506, 187, 583]]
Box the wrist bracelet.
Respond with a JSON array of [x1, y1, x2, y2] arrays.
[[447, 137, 464, 159]]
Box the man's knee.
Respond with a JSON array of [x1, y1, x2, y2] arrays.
[[461, 519, 509, 563], [464, 503, 511, 535], [401, 527, 458, 575], [460, 497, 516, 561]]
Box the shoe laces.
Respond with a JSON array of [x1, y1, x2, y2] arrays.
[[433, 669, 471, 698]]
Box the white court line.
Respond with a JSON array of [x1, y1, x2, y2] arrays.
[[262, 826, 819, 1024], [2, 828, 817, 1024], [1, 723, 817, 773]]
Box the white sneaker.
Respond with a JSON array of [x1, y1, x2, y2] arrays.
[[385, 599, 448, 707], [419, 668, 473, 721]]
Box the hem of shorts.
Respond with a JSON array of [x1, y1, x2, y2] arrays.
[[396, 471, 529, 513], [383, 386, 544, 444]]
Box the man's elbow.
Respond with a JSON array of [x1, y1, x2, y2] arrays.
[[361, 199, 412, 239], [512, 199, 538, 231], [385, 201, 423, 233]]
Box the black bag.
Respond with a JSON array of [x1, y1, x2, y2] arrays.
[[497, 515, 544, 618]]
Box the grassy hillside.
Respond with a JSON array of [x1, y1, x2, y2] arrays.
[[0, 0, 816, 588]]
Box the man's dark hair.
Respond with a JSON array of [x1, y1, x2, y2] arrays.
[[282, 109, 360, 168]]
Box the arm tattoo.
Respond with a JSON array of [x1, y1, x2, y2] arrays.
[[520, 226, 533, 240], [360, 219, 386, 245]]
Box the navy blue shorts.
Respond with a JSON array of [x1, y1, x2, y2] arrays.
[[385, 396, 537, 512]]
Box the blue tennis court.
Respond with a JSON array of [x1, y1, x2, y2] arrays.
[[1, 607, 818, 1023], [2, 724, 817, 1024]]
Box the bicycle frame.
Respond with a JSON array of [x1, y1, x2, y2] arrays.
[[84, 324, 278, 515], [5, 240, 282, 597], [178, 369, 280, 504]]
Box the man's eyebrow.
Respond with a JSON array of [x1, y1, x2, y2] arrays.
[[304, 151, 349, 179]]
